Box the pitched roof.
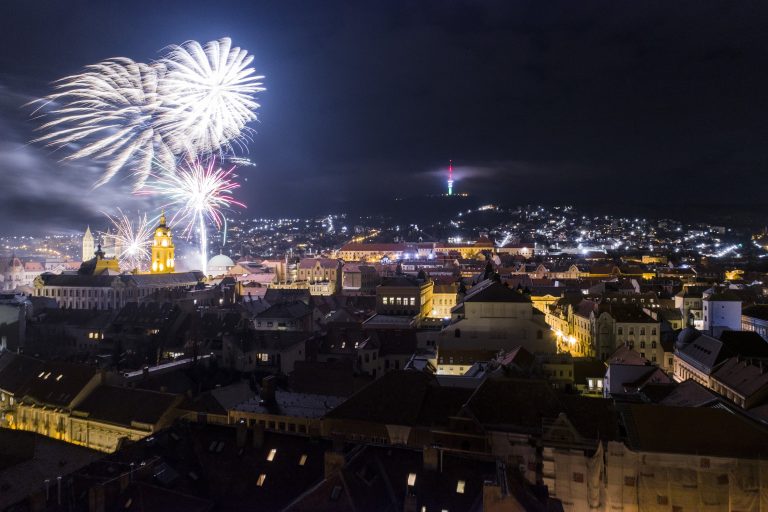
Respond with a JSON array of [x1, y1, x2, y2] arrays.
[[464, 377, 618, 440], [742, 304, 768, 321], [622, 404, 768, 458], [39, 271, 203, 288], [325, 370, 471, 427], [73, 385, 179, 427], [718, 330, 768, 358], [677, 334, 731, 373], [298, 258, 339, 269], [711, 357, 768, 398], [0, 352, 45, 396], [462, 279, 530, 303], [21, 361, 99, 407]]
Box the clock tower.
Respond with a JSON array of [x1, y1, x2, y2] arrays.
[[151, 211, 175, 274]]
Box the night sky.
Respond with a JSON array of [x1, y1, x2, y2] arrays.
[[2, 0, 768, 233]]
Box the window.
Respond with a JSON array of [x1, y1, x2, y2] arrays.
[[640, 341, 645, 348], [257, 474, 266, 486], [651, 341, 656, 348], [407, 473, 417, 487], [409, 297, 415, 306], [267, 448, 277, 461], [299, 454, 307, 466], [624, 476, 636, 487], [617, 327, 623, 335], [651, 328, 657, 335], [456, 480, 466, 493], [629, 328, 634, 335], [573, 472, 584, 483]]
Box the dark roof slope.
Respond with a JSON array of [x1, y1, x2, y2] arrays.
[[325, 370, 470, 427], [463, 280, 531, 303], [21, 361, 99, 407], [0, 352, 45, 395], [73, 386, 179, 427], [464, 377, 618, 440], [622, 404, 768, 458], [718, 331, 768, 358]]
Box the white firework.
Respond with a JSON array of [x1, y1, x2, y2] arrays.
[[142, 159, 245, 274], [32, 58, 175, 189], [159, 37, 265, 156], [103, 209, 155, 272]]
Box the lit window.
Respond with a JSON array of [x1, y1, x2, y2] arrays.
[[407, 473, 417, 486], [257, 473, 266, 486], [267, 448, 277, 461], [456, 480, 466, 493], [56, 374, 63, 382], [299, 454, 307, 466]]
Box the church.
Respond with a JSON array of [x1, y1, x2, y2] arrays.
[[34, 212, 203, 310]]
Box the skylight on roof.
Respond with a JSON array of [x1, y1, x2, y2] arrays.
[[257, 473, 266, 486], [267, 448, 277, 462]]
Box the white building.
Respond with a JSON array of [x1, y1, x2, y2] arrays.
[[702, 287, 742, 334]]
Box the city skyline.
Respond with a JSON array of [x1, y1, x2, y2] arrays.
[[2, 1, 768, 234]]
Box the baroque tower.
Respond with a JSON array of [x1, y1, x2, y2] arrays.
[[82, 226, 94, 262], [151, 211, 175, 274]]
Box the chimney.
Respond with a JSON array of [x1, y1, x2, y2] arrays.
[[261, 375, 276, 404], [252, 423, 265, 449], [88, 485, 106, 512], [236, 421, 247, 448], [403, 494, 418, 512], [423, 446, 439, 471], [324, 450, 345, 479]]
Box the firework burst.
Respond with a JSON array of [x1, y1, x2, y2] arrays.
[[103, 209, 155, 272], [143, 159, 245, 274], [159, 37, 265, 156], [32, 38, 264, 190], [32, 59, 175, 190]]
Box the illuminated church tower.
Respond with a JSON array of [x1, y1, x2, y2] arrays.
[[151, 211, 175, 274], [82, 226, 94, 262]]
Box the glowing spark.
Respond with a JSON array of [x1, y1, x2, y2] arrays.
[[160, 37, 265, 156], [143, 159, 245, 274], [32, 59, 175, 190], [102, 209, 155, 272]]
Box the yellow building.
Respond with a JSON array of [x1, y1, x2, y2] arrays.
[[151, 211, 175, 274], [430, 283, 458, 319]]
